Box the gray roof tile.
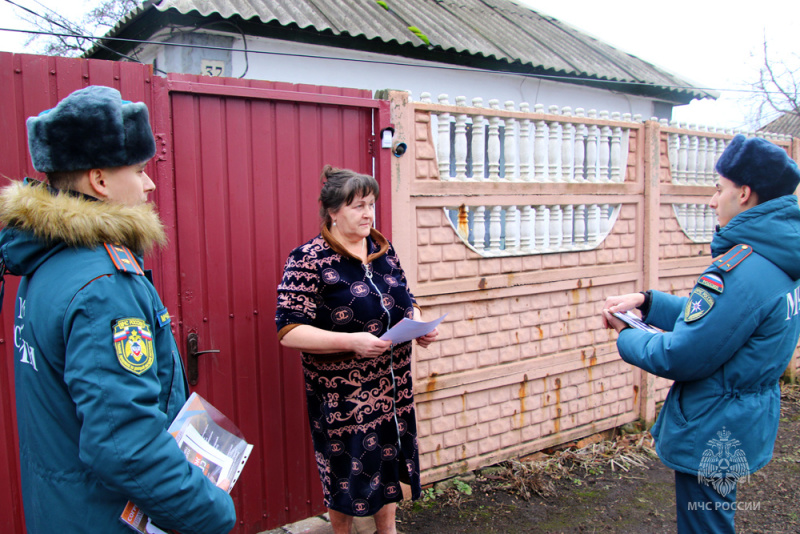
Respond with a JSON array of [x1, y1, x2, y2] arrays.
[[95, 0, 713, 101], [760, 112, 800, 137]]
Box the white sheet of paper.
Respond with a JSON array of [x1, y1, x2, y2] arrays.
[[380, 314, 447, 344]]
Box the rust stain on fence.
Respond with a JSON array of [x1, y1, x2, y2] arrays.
[[426, 374, 438, 393], [570, 288, 581, 305], [581, 348, 598, 382], [457, 204, 469, 238], [518, 374, 528, 428], [553, 377, 562, 433]]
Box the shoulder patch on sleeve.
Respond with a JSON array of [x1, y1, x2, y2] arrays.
[[714, 244, 752, 272], [697, 272, 724, 294], [156, 307, 171, 327], [104, 243, 145, 276], [684, 287, 716, 323], [113, 318, 155, 375]]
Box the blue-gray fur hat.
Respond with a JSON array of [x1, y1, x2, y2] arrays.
[[26, 85, 156, 173], [715, 134, 800, 201]]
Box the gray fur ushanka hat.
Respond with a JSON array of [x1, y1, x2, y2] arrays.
[[715, 134, 800, 201], [26, 85, 156, 173]]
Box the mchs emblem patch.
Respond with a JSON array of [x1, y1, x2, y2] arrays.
[[113, 318, 155, 375]]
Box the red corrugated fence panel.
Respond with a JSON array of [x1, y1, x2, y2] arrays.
[[166, 76, 381, 532], [0, 54, 386, 534]]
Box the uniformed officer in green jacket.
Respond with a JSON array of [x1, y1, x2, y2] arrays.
[[0, 86, 236, 534], [602, 134, 800, 533]]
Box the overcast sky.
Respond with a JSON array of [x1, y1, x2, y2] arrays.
[[518, 0, 800, 129], [1, 0, 798, 130]]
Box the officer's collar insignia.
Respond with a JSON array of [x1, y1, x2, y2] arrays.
[[113, 318, 155, 375], [714, 244, 752, 272], [685, 287, 715, 323], [698, 273, 724, 294], [105, 243, 144, 275]]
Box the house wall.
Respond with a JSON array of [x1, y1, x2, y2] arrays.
[[160, 33, 236, 77], [240, 38, 664, 119], [138, 34, 666, 121], [385, 90, 800, 483]]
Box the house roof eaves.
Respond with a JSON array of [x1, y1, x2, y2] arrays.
[[87, 0, 715, 103]]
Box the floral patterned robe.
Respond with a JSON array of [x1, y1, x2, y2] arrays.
[[275, 227, 421, 516]]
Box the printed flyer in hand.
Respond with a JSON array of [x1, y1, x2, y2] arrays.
[[613, 310, 662, 333], [120, 393, 253, 533]]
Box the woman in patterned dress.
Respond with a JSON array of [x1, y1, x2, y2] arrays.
[[275, 166, 438, 534]]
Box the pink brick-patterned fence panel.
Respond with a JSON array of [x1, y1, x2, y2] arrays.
[[386, 91, 800, 484]]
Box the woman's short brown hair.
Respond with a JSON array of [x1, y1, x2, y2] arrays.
[[318, 165, 380, 224]]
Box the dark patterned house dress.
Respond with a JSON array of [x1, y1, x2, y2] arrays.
[[275, 227, 422, 516]]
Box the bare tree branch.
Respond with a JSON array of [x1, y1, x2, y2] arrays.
[[17, 0, 140, 57], [752, 39, 800, 128]]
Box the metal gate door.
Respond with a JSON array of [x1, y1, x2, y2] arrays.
[[164, 77, 391, 532]]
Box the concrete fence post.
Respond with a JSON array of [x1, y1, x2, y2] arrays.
[[639, 120, 662, 424]]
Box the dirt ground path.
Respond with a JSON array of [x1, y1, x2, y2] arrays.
[[397, 385, 800, 533]]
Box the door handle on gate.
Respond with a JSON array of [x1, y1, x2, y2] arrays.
[[186, 332, 220, 386]]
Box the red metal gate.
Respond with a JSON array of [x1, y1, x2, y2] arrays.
[[162, 75, 391, 531], [0, 53, 392, 533]]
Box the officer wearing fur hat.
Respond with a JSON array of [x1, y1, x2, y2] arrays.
[[601, 134, 800, 533], [0, 86, 235, 533]]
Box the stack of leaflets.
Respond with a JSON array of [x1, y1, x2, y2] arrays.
[[120, 393, 253, 534], [613, 310, 662, 333]]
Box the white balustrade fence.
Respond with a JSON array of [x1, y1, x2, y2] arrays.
[[422, 93, 638, 183], [412, 91, 793, 253], [660, 126, 789, 242], [661, 120, 792, 186], [673, 203, 717, 243], [444, 203, 621, 255]]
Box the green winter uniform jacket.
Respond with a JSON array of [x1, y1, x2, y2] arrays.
[[0, 180, 235, 534], [617, 195, 800, 477]]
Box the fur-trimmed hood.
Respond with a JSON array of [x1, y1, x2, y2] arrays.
[[0, 179, 165, 275]]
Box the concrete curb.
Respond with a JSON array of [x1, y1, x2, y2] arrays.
[[258, 513, 377, 534]]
